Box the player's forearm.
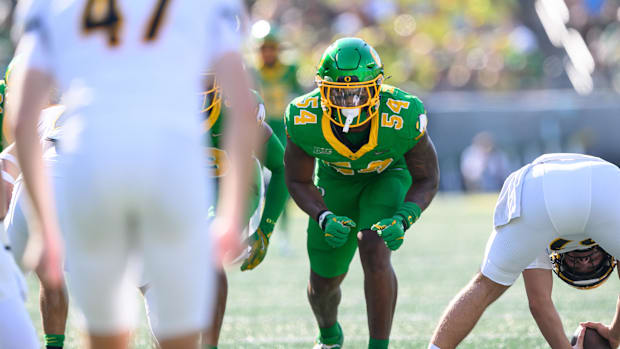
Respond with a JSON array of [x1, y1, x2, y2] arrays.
[[405, 176, 438, 212], [284, 139, 327, 222], [214, 53, 261, 221], [286, 179, 326, 222], [529, 301, 570, 348], [15, 115, 57, 228], [431, 273, 508, 349], [259, 135, 288, 233], [522, 269, 571, 348], [11, 70, 58, 230]]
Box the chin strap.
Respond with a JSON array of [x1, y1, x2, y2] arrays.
[[342, 116, 355, 133], [341, 108, 361, 133]]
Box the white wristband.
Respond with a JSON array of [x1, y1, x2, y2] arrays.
[[2, 170, 14, 185], [428, 344, 441, 349], [318, 210, 333, 230]]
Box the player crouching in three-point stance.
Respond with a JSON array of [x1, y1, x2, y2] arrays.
[[429, 153, 620, 349], [284, 37, 439, 349]]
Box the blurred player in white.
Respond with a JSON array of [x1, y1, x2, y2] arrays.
[[0, 56, 69, 349], [0, 188, 38, 349], [0, 61, 41, 349], [3, 108, 70, 349], [429, 153, 620, 349], [9, 1, 260, 349], [0, 147, 38, 347]]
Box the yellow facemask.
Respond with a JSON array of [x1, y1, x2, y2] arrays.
[[316, 74, 382, 132]]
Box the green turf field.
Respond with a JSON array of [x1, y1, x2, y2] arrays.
[[25, 194, 619, 348]]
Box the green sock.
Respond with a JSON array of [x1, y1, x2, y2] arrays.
[[203, 346, 217, 349], [368, 337, 389, 349], [45, 334, 65, 348], [319, 322, 343, 344]]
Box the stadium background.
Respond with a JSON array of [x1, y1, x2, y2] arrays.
[[1, 0, 619, 347]]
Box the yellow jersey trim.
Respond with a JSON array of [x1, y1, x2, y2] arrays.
[[321, 113, 379, 160]]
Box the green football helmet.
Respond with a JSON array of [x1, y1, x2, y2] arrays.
[[200, 74, 265, 132], [316, 37, 384, 131]]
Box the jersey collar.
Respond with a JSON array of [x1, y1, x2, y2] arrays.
[[321, 113, 378, 160]]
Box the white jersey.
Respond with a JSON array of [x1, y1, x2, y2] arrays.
[[13, 0, 244, 336], [37, 104, 65, 161], [18, 0, 242, 145], [38, 105, 65, 142]]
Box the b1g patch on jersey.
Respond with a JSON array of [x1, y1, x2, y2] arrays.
[[313, 146, 332, 155]]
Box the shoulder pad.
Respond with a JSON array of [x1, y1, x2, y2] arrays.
[[380, 85, 427, 139], [284, 89, 322, 141]]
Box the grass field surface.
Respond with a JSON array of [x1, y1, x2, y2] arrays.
[[25, 193, 619, 348]]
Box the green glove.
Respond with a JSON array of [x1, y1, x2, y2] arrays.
[[240, 227, 270, 271], [371, 218, 405, 251], [320, 212, 356, 248], [371, 201, 422, 251]]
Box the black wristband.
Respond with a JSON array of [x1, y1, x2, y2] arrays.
[[316, 209, 329, 223], [317, 210, 333, 231], [394, 214, 408, 231]]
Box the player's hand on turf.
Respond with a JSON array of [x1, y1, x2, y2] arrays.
[[581, 321, 620, 348], [323, 214, 356, 248], [572, 325, 586, 349], [371, 218, 405, 251], [240, 228, 270, 271]]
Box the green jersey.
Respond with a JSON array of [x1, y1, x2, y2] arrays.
[[204, 91, 265, 215], [204, 90, 265, 172], [285, 84, 428, 178], [204, 90, 288, 236]]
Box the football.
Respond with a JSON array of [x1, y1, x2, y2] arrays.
[[570, 326, 612, 349]]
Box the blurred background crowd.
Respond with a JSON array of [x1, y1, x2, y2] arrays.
[[2, 0, 619, 191], [243, 0, 620, 93]]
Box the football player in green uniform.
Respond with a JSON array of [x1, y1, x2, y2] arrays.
[[201, 75, 288, 349], [284, 38, 439, 349]]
